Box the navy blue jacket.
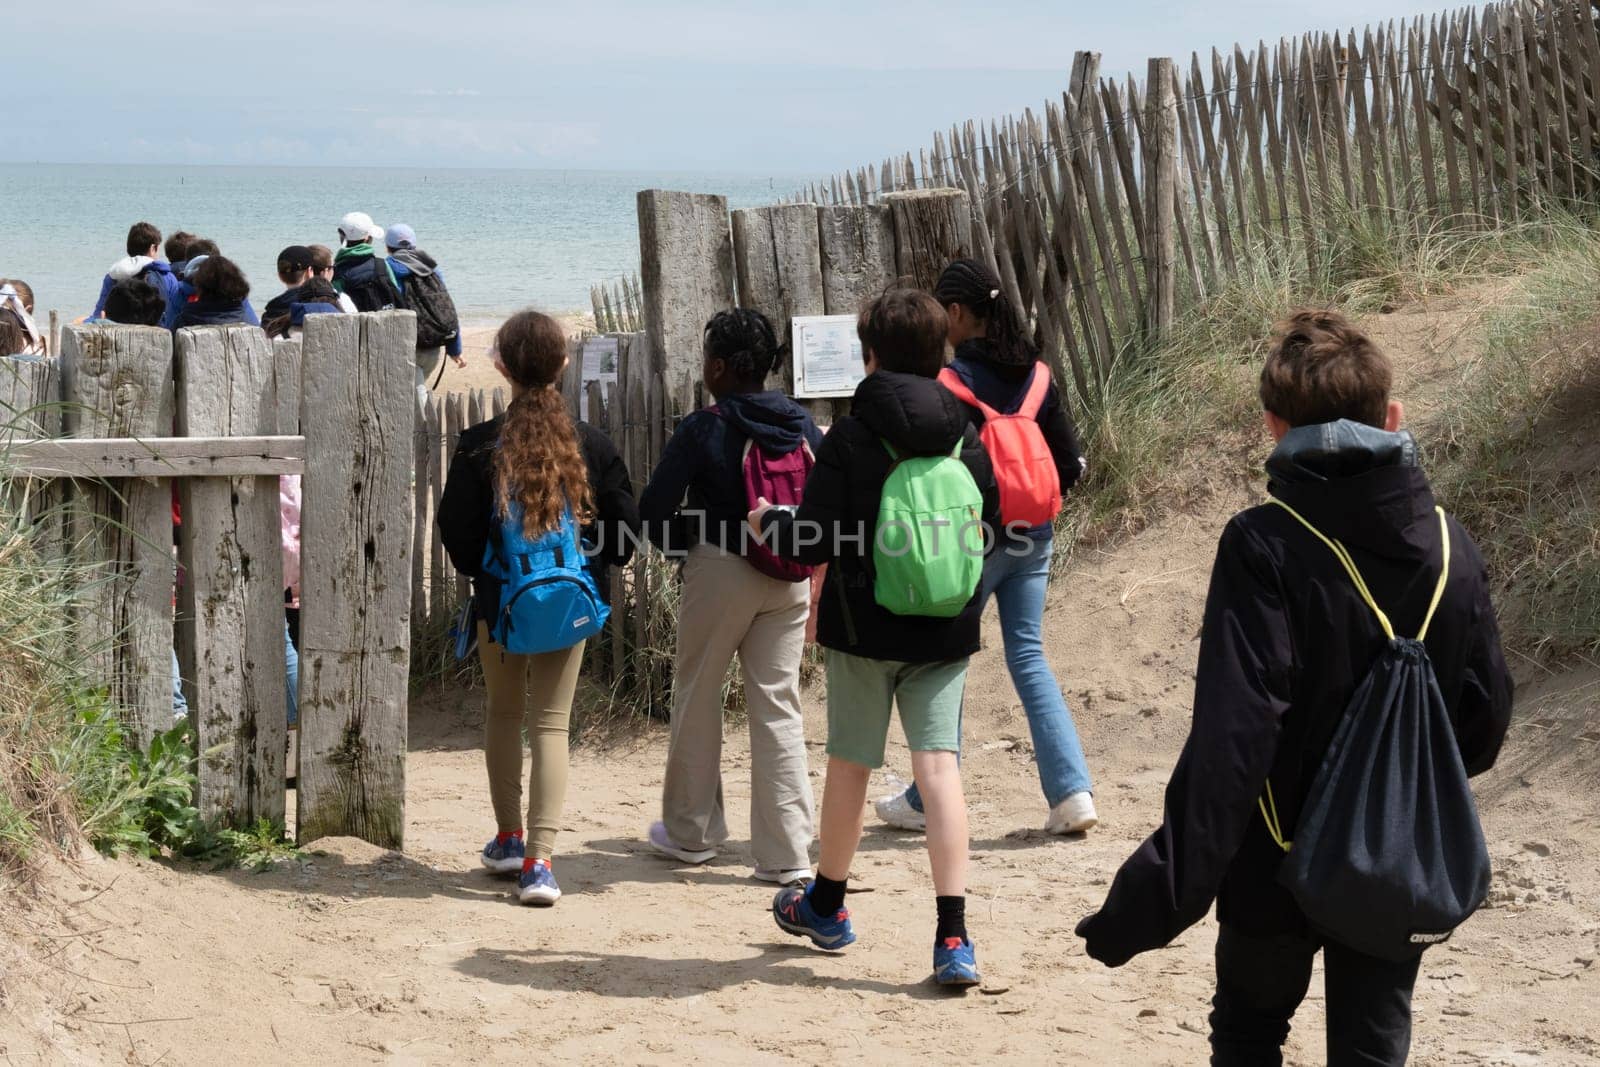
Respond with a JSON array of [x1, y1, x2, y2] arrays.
[[640, 390, 823, 557]]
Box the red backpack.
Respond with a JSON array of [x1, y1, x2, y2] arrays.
[[937, 364, 1062, 529], [711, 407, 816, 583]]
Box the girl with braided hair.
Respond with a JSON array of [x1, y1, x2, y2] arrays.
[[639, 307, 823, 887], [876, 257, 1100, 838], [440, 310, 640, 905]]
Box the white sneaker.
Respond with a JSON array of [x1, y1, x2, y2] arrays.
[[647, 820, 717, 864], [1045, 791, 1098, 835], [753, 866, 812, 886], [874, 790, 927, 832]]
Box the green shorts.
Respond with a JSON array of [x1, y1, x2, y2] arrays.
[[824, 649, 968, 769]]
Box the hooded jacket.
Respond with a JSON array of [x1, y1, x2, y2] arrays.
[[639, 390, 824, 560], [761, 371, 1000, 664], [945, 338, 1085, 537], [438, 414, 641, 628], [332, 243, 402, 312], [1076, 420, 1513, 967], [173, 298, 254, 329], [91, 257, 184, 318]]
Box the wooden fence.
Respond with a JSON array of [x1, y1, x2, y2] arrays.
[[590, 273, 645, 334], [0, 314, 416, 849], [755, 0, 1600, 406]]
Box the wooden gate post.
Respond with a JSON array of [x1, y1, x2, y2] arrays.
[[175, 326, 287, 826], [296, 311, 416, 848], [731, 204, 826, 391], [817, 204, 896, 318], [637, 190, 736, 399], [59, 324, 175, 747], [1143, 57, 1180, 335], [884, 188, 973, 291]]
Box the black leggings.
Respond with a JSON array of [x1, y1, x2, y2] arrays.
[[1210, 924, 1422, 1066]]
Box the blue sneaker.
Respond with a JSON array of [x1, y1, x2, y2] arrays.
[[933, 937, 981, 987], [480, 831, 525, 874], [517, 860, 561, 906], [772, 883, 856, 950]]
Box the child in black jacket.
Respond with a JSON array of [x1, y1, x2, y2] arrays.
[[754, 289, 1000, 986], [1075, 309, 1513, 1065]]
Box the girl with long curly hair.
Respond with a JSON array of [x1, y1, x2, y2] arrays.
[[440, 310, 640, 905]]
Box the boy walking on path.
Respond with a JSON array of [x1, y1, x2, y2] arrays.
[[1075, 310, 1513, 1064], [754, 289, 1000, 986], [383, 223, 464, 407], [639, 309, 823, 888]]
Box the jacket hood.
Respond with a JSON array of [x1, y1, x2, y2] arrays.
[[334, 243, 376, 264], [293, 278, 341, 304], [714, 390, 812, 454], [389, 247, 437, 275], [1267, 419, 1438, 561], [851, 370, 969, 455], [175, 299, 250, 328], [107, 255, 155, 281]]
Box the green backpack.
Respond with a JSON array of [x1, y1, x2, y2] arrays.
[[873, 440, 986, 617]]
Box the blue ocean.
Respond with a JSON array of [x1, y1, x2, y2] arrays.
[[2, 163, 809, 324]]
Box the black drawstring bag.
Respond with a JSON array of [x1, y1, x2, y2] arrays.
[[1259, 500, 1492, 962]]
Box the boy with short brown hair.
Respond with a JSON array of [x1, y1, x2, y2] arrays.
[[1076, 308, 1513, 1064]]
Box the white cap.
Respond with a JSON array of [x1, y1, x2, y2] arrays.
[[337, 211, 383, 243]]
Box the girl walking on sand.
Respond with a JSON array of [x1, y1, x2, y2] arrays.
[[440, 310, 639, 905]]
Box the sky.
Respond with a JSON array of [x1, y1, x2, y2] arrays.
[[7, 1, 1448, 176]]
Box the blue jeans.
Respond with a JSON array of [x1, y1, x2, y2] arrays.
[[285, 621, 299, 727], [906, 535, 1092, 810]]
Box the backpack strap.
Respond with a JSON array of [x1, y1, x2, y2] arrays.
[[1269, 498, 1452, 642], [1014, 363, 1051, 420], [936, 367, 1000, 421]]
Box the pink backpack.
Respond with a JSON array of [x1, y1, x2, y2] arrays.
[[712, 406, 815, 583]]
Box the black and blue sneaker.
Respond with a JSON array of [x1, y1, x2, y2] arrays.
[[933, 937, 981, 987], [480, 830, 526, 874], [772, 883, 856, 950], [517, 859, 561, 906]]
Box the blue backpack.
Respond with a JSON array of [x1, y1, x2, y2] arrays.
[[481, 503, 608, 655]]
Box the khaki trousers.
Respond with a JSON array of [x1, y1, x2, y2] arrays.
[[662, 545, 815, 871], [478, 622, 585, 861]]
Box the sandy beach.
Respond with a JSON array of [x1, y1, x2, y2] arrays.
[[429, 315, 596, 400]]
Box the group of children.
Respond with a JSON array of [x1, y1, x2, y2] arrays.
[[437, 253, 1516, 1062]]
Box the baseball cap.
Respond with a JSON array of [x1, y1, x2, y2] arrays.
[[337, 211, 383, 243], [384, 223, 416, 250], [277, 245, 315, 272]]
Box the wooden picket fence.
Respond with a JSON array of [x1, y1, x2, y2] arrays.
[[590, 273, 645, 334], [0, 314, 416, 849], [412, 330, 692, 716], [772, 0, 1600, 406]]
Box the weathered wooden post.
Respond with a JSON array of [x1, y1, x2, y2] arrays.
[[175, 326, 287, 826], [884, 188, 973, 291], [297, 311, 416, 848], [817, 204, 896, 318], [59, 324, 175, 746], [637, 190, 735, 402], [0, 356, 57, 440], [731, 203, 826, 371], [1143, 58, 1180, 335]]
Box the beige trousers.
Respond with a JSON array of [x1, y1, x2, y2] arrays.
[[478, 622, 585, 861], [662, 545, 815, 871]]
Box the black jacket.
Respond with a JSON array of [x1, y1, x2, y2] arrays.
[[761, 370, 1000, 664], [1077, 421, 1514, 967], [639, 390, 824, 558], [438, 414, 640, 626], [946, 338, 1084, 500]]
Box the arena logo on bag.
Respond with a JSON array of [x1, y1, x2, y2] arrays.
[[1408, 929, 1453, 945]]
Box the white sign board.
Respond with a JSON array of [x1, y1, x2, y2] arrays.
[[579, 336, 619, 421], [792, 314, 865, 399]]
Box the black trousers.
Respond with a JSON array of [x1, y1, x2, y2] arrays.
[[1210, 924, 1422, 1067]]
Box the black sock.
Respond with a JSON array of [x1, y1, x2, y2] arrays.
[[809, 874, 848, 915], [936, 895, 967, 943]]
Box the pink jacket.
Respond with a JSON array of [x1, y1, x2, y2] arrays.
[[280, 474, 302, 608]]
